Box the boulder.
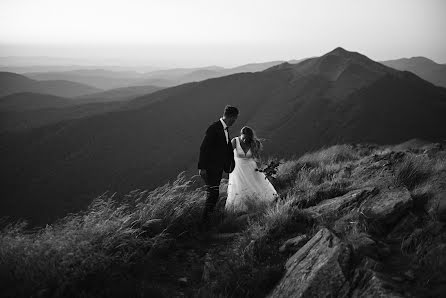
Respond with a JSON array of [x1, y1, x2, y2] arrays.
[[308, 187, 378, 217], [347, 233, 379, 260], [359, 188, 412, 235], [387, 212, 418, 239], [202, 253, 215, 282], [436, 194, 446, 222], [279, 234, 308, 253], [269, 228, 351, 298], [350, 258, 406, 297]]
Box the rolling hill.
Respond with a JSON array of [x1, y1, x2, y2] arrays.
[[0, 72, 101, 97], [381, 57, 446, 88], [1, 47, 446, 226], [76, 85, 164, 103], [25, 69, 146, 90], [0, 92, 74, 111], [23, 61, 302, 91]]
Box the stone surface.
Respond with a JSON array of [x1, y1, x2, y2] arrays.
[[202, 253, 215, 282], [387, 212, 418, 239], [269, 228, 351, 298], [436, 194, 446, 222], [307, 187, 378, 217], [347, 232, 379, 259], [350, 258, 406, 298], [359, 187, 412, 235], [279, 234, 308, 253]]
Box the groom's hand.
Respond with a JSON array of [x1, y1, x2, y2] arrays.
[[199, 169, 207, 182]]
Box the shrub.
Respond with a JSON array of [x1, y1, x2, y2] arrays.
[[0, 173, 206, 296], [395, 154, 432, 190], [298, 144, 360, 166]]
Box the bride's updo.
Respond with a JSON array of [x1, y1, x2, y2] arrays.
[[240, 126, 262, 157]]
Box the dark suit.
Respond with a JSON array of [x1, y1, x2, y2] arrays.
[[198, 120, 235, 222]]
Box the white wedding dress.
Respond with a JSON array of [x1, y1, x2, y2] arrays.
[[225, 137, 278, 213]]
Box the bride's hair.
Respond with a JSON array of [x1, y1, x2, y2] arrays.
[[240, 126, 262, 157]]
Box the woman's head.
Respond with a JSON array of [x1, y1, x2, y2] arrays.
[[240, 126, 262, 155], [240, 126, 255, 143]]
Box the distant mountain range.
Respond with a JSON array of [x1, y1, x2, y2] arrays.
[[0, 92, 125, 132], [22, 60, 307, 90], [381, 57, 446, 88], [0, 72, 101, 97], [76, 85, 164, 103], [1, 48, 445, 226], [0, 85, 165, 132]]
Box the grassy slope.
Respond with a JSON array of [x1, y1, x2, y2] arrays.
[[0, 142, 445, 297]]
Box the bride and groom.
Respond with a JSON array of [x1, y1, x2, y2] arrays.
[[198, 105, 278, 224]]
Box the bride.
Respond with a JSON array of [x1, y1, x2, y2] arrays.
[[225, 126, 278, 213]]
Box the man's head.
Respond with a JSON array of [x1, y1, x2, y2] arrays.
[[222, 105, 239, 127]]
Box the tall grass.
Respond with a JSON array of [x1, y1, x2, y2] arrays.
[[0, 173, 206, 296], [395, 154, 432, 190], [298, 144, 360, 166], [201, 200, 315, 297]]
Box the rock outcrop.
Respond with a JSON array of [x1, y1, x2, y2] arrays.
[[359, 187, 412, 235], [269, 228, 351, 298]]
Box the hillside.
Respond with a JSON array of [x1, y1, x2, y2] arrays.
[[26, 69, 147, 90], [381, 57, 446, 88], [24, 61, 295, 90], [0, 72, 101, 97], [0, 92, 74, 111], [0, 100, 125, 132], [76, 85, 164, 103], [1, 142, 445, 297], [1, 47, 446, 226]]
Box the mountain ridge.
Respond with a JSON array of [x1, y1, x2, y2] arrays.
[[1, 47, 445, 226]]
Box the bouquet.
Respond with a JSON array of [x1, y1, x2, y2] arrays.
[[255, 160, 281, 179]]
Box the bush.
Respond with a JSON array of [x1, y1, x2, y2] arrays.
[[395, 154, 432, 190], [298, 144, 360, 166], [0, 173, 206, 296]]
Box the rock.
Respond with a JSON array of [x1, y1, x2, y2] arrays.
[[141, 219, 164, 236], [279, 234, 308, 253], [403, 269, 415, 281], [350, 258, 405, 297], [210, 232, 241, 241], [436, 195, 446, 222], [359, 187, 412, 235], [348, 233, 379, 259], [202, 253, 215, 282], [387, 212, 418, 239], [178, 277, 188, 286], [269, 228, 351, 298], [308, 187, 378, 217], [351, 270, 406, 298]]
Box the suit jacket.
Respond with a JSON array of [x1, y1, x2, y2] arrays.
[[198, 120, 235, 173]]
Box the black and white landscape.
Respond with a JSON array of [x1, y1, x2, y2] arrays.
[[1, 1, 446, 297]]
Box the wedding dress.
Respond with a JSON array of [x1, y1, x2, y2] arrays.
[[225, 137, 278, 213]]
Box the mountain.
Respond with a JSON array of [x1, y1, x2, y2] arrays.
[[1, 47, 446, 226], [25, 69, 144, 90], [381, 57, 446, 88], [0, 72, 101, 97], [0, 92, 74, 112], [76, 85, 164, 103], [0, 99, 124, 132], [21, 61, 299, 91]]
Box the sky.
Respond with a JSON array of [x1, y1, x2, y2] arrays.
[[0, 0, 445, 67]]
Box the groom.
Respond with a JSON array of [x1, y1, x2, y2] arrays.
[[198, 105, 239, 224]]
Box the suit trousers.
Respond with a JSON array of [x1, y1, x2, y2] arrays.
[[202, 168, 223, 223]]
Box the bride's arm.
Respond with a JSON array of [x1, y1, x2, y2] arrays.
[[231, 138, 237, 150], [253, 140, 262, 167]]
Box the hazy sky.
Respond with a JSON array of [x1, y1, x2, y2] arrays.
[[1, 0, 445, 67]]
